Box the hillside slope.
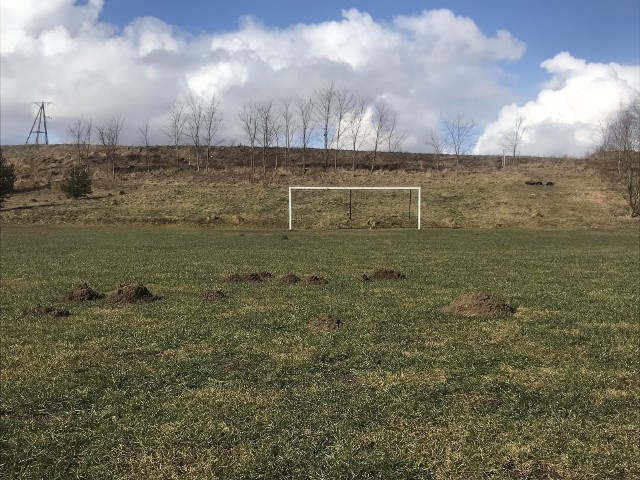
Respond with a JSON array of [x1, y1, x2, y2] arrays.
[[0, 144, 634, 229]]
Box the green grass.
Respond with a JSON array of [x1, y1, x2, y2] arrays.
[[1, 225, 638, 479]]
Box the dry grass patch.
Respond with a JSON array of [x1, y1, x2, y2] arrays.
[[2, 145, 634, 229]]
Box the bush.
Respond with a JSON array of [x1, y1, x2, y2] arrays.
[[0, 150, 17, 207], [61, 164, 92, 199]]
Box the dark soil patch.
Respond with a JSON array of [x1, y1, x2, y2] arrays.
[[226, 271, 272, 283], [280, 273, 301, 284], [370, 269, 406, 280], [65, 283, 104, 301], [359, 274, 371, 282], [32, 305, 70, 317], [303, 275, 328, 285], [442, 292, 514, 317], [106, 284, 157, 304], [202, 289, 225, 300], [310, 315, 343, 330]]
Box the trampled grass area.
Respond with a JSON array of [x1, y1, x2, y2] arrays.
[[1, 226, 638, 479]]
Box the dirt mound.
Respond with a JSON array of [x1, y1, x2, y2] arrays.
[[65, 283, 104, 301], [365, 269, 407, 281], [442, 293, 514, 317], [310, 315, 343, 330], [202, 289, 225, 300], [280, 273, 301, 284], [106, 284, 156, 304], [226, 271, 272, 283], [303, 275, 328, 285], [33, 305, 70, 317]]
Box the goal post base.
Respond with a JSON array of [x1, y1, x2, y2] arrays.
[[288, 186, 421, 230]]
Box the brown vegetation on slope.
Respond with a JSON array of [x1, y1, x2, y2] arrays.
[[0, 144, 634, 229]]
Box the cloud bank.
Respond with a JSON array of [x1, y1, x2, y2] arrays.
[[1, 0, 637, 156], [475, 52, 640, 156]]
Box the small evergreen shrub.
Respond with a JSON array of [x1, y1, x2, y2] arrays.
[[0, 150, 17, 207], [61, 164, 92, 199]]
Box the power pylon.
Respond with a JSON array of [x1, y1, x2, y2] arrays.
[[25, 101, 52, 144]]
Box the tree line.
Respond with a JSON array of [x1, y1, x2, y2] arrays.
[[61, 83, 638, 216], [66, 82, 414, 175], [66, 80, 539, 176]]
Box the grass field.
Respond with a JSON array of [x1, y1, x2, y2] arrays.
[[1, 225, 639, 479]]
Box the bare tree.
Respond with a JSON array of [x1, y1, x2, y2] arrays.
[[348, 97, 369, 172], [369, 99, 392, 172], [595, 119, 613, 171], [186, 95, 204, 171], [296, 96, 315, 174], [599, 97, 640, 216], [332, 87, 354, 170], [138, 120, 151, 172], [279, 98, 296, 170], [426, 125, 445, 171], [500, 114, 528, 162], [314, 81, 336, 170], [67, 116, 92, 164], [272, 116, 282, 171], [238, 102, 259, 171], [441, 114, 476, 168], [163, 100, 187, 168], [203, 94, 223, 172], [96, 114, 124, 179], [386, 112, 407, 153], [257, 100, 276, 174]]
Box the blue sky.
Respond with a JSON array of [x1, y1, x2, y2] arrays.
[[98, 0, 639, 63], [98, 0, 640, 96], [1, 0, 639, 155]]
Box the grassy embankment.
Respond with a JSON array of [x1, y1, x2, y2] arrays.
[[1, 226, 638, 479], [0, 144, 634, 229]]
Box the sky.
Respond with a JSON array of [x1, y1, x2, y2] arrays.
[[1, 0, 639, 156]]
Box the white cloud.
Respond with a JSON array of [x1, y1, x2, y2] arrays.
[[12, 2, 635, 156], [0, 0, 105, 54], [475, 52, 640, 157]]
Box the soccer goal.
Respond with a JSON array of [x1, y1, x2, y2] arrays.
[[288, 186, 421, 230]]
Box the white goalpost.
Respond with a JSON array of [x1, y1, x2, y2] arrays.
[[288, 186, 421, 230]]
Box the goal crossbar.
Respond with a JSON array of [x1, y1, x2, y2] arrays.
[[288, 186, 421, 230]]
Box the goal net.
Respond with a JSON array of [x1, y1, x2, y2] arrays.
[[288, 186, 421, 230]]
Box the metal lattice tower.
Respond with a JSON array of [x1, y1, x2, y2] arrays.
[[25, 102, 52, 145]]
